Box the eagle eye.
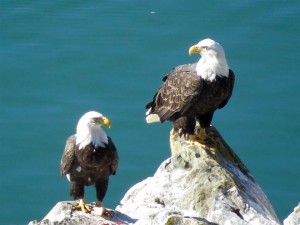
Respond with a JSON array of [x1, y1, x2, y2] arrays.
[[92, 117, 99, 123]]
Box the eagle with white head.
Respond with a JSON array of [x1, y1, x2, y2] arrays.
[[145, 38, 235, 141], [60, 111, 118, 215]]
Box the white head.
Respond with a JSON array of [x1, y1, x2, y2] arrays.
[[189, 38, 229, 81], [75, 111, 111, 149]]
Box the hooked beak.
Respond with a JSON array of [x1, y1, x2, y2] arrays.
[[188, 45, 203, 56], [100, 116, 111, 128]]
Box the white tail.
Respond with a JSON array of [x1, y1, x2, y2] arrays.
[[146, 114, 160, 123]]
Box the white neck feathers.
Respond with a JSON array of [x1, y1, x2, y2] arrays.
[[76, 125, 108, 150], [196, 54, 229, 82]]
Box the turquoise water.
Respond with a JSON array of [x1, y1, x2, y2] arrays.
[[1, 1, 299, 224]]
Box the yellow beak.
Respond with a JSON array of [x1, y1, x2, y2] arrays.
[[101, 117, 111, 128], [189, 45, 203, 56]]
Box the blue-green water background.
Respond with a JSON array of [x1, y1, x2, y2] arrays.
[[1, 1, 299, 224]]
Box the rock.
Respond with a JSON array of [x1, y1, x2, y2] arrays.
[[116, 125, 281, 225], [29, 125, 283, 225], [28, 201, 136, 225], [284, 203, 300, 225]]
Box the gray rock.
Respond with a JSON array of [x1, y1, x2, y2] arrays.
[[28, 201, 136, 225], [30, 125, 286, 225], [116, 126, 281, 225], [284, 203, 300, 225]]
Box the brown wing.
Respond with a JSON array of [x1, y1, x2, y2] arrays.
[[146, 63, 203, 122], [107, 137, 118, 175], [60, 135, 76, 177], [218, 69, 235, 109]]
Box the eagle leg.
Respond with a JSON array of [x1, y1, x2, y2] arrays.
[[197, 128, 207, 144], [96, 201, 113, 216], [94, 179, 112, 216], [173, 116, 196, 138], [72, 199, 92, 213]]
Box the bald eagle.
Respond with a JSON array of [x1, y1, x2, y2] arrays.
[[145, 38, 235, 141], [60, 111, 118, 215]]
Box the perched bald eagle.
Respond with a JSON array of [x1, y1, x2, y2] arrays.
[[145, 38, 235, 141], [60, 111, 118, 215]]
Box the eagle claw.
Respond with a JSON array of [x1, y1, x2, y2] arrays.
[[185, 129, 207, 145], [103, 208, 114, 217], [95, 201, 113, 217], [72, 199, 92, 213]]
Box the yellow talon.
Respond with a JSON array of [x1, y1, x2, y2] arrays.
[[185, 129, 207, 145], [96, 201, 112, 216], [72, 199, 92, 213]]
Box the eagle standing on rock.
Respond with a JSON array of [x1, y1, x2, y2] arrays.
[[145, 38, 235, 142], [60, 111, 118, 215]]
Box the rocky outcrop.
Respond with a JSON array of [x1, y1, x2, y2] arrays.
[[29, 125, 286, 225], [28, 201, 135, 225], [284, 203, 300, 225], [116, 126, 280, 225]]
